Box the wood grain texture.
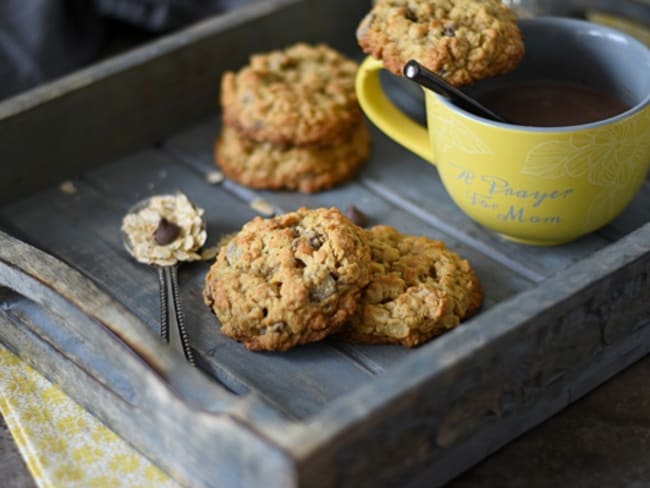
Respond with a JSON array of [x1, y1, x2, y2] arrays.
[[0, 131, 537, 418], [447, 352, 650, 488], [294, 224, 650, 487], [0, 0, 648, 486]]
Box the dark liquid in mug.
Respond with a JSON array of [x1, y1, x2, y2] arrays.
[[476, 81, 630, 127]]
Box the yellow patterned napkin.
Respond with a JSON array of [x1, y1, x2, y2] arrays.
[[0, 344, 180, 488]]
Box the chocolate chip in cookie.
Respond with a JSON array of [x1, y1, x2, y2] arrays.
[[203, 207, 372, 351]]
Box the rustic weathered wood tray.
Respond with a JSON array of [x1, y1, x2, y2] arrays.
[[1, 1, 649, 486]]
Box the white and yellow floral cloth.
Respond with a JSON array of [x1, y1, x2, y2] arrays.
[[0, 345, 180, 488]]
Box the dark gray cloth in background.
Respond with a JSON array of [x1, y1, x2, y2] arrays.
[[0, 0, 105, 100], [1, 0, 646, 101], [0, 0, 251, 100], [94, 0, 249, 31]]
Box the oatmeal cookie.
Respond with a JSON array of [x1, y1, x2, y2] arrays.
[[203, 207, 371, 351], [221, 43, 363, 146], [356, 0, 525, 86], [342, 225, 483, 347], [215, 121, 371, 193]]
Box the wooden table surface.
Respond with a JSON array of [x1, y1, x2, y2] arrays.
[[3, 352, 650, 488]]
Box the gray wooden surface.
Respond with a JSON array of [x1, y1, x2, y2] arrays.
[[4, 113, 646, 421], [0, 0, 648, 486], [1, 111, 648, 486]]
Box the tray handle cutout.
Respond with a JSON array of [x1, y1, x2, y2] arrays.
[[0, 230, 238, 411]]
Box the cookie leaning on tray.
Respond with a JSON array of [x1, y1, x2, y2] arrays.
[[215, 43, 371, 193], [203, 208, 483, 351], [340, 225, 483, 347], [357, 0, 525, 86]]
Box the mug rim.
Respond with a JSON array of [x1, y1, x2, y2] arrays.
[[435, 16, 650, 133]]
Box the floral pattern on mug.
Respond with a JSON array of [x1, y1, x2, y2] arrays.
[[521, 114, 650, 232], [521, 116, 650, 187], [434, 116, 493, 155]]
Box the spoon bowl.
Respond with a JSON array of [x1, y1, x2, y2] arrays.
[[122, 194, 207, 365]]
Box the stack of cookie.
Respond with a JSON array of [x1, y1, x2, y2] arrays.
[[203, 207, 483, 352], [216, 43, 371, 193]]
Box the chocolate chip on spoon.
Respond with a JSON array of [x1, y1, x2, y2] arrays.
[[154, 217, 182, 245], [345, 205, 368, 227]]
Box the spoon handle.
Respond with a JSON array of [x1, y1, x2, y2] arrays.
[[403, 59, 510, 123], [158, 265, 195, 365]]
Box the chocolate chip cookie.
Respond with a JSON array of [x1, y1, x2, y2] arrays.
[[342, 225, 483, 347], [203, 207, 371, 351], [220, 43, 363, 146], [356, 0, 524, 86], [215, 121, 371, 193]]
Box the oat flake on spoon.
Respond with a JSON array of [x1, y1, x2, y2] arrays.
[[121, 192, 207, 365], [121, 193, 207, 267]]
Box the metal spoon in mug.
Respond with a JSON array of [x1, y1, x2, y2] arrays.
[[121, 194, 207, 366], [403, 59, 510, 124]]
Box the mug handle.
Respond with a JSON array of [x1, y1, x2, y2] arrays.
[[355, 56, 436, 165]]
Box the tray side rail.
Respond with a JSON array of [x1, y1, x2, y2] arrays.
[[294, 223, 650, 487]]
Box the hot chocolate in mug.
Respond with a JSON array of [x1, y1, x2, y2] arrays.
[[356, 17, 650, 245]]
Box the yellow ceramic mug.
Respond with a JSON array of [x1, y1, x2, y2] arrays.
[[356, 18, 650, 245]]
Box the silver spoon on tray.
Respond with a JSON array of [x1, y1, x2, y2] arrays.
[[121, 193, 207, 366]]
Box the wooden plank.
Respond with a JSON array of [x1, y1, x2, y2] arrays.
[[0, 231, 307, 472], [3, 294, 141, 405], [3, 222, 649, 487], [81, 150, 424, 374], [0, 0, 371, 205], [83, 149, 395, 394], [0, 151, 377, 420], [0, 226, 308, 434]]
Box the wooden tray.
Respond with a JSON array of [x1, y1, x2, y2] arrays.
[[1, 1, 649, 486]]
